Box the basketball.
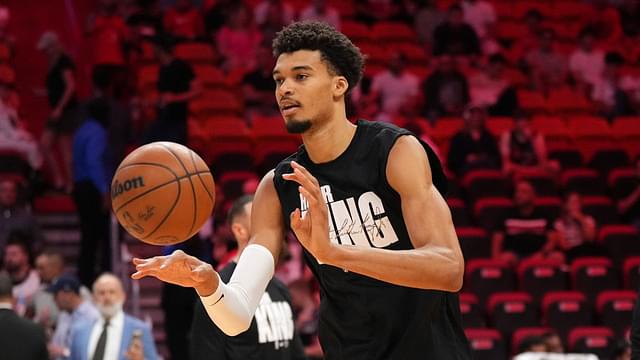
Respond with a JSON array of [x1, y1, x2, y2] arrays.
[[111, 142, 215, 246]]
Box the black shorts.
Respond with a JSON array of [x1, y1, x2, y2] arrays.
[[46, 107, 77, 134]]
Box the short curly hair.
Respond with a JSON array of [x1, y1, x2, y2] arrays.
[[272, 21, 365, 93]]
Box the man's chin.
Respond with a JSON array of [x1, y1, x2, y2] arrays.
[[285, 119, 312, 134]]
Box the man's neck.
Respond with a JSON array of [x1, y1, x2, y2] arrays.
[[301, 115, 357, 164], [11, 266, 30, 284]]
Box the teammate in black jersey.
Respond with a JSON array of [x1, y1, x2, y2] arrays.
[[133, 21, 471, 359]]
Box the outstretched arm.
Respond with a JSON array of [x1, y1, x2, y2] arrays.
[[132, 171, 285, 335], [284, 136, 464, 292]]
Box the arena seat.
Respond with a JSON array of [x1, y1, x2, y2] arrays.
[[581, 196, 619, 225], [608, 167, 637, 200], [568, 326, 615, 359], [460, 293, 485, 328], [596, 290, 636, 337], [511, 327, 553, 355], [487, 292, 539, 337], [448, 198, 473, 227], [463, 170, 513, 200], [561, 168, 606, 196], [465, 328, 507, 360], [457, 227, 491, 260], [542, 291, 592, 341], [474, 197, 513, 231], [175, 42, 216, 63], [623, 257, 640, 290], [598, 225, 640, 267], [571, 257, 620, 304], [533, 197, 563, 220], [465, 259, 516, 307], [517, 258, 568, 302]]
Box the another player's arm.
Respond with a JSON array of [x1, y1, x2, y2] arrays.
[[132, 171, 285, 336], [285, 136, 464, 291]]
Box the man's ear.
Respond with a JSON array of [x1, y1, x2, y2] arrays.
[[333, 76, 349, 98]]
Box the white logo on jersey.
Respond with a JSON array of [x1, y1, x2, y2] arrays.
[[300, 185, 399, 249], [254, 293, 295, 349]]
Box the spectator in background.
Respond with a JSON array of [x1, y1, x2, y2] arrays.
[[585, 0, 622, 42], [422, 55, 470, 119], [190, 195, 305, 360], [0, 81, 43, 172], [591, 51, 634, 119], [32, 251, 65, 330], [469, 54, 518, 116], [554, 192, 604, 263], [164, 0, 203, 41], [492, 180, 560, 265], [524, 29, 567, 93], [0, 272, 49, 360], [2, 233, 40, 316], [146, 37, 200, 144], [72, 99, 112, 288], [299, 0, 340, 30], [243, 47, 277, 116], [414, 0, 445, 46], [48, 276, 99, 360], [369, 53, 419, 122], [0, 179, 42, 255], [447, 105, 501, 177], [86, 0, 129, 98], [216, 5, 262, 73], [259, 0, 290, 45], [461, 0, 496, 40], [0, 5, 15, 56], [203, 0, 236, 36], [432, 4, 481, 57], [619, 157, 640, 230], [569, 28, 605, 89], [516, 335, 547, 354], [69, 273, 158, 360], [500, 111, 558, 177], [37, 31, 78, 193], [255, 0, 294, 28], [540, 331, 564, 353]]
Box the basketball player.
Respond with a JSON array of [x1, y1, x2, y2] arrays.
[[190, 195, 306, 359], [133, 21, 471, 359]]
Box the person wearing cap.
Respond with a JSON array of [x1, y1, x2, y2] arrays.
[[37, 30, 78, 193], [0, 272, 49, 360], [48, 276, 99, 360]]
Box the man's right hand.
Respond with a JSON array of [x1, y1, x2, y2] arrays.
[[132, 250, 219, 296]]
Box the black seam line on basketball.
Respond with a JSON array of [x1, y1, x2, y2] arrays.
[[190, 150, 213, 201], [159, 143, 198, 237], [141, 169, 182, 241], [116, 162, 181, 176], [113, 171, 210, 214]]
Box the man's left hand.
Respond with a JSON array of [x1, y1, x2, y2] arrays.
[[283, 161, 336, 265], [124, 336, 144, 360]]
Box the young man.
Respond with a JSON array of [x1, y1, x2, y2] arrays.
[[190, 195, 306, 360], [133, 21, 470, 359]]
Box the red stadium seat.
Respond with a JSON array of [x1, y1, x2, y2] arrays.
[[371, 22, 416, 43], [608, 167, 637, 200], [463, 170, 513, 200], [548, 144, 583, 169], [193, 65, 227, 89], [518, 258, 568, 302], [473, 197, 513, 231], [511, 327, 553, 355], [219, 171, 259, 202], [598, 225, 640, 267], [533, 197, 563, 220], [487, 292, 539, 336], [623, 257, 640, 289], [547, 88, 594, 114], [587, 147, 630, 177], [341, 21, 370, 43], [457, 227, 491, 260], [465, 328, 507, 360], [460, 293, 485, 328], [486, 117, 513, 138], [571, 257, 620, 304], [174, 42, 216, 63], [581, 196, 619, 225], [542, 291, 592, 341], [596, 290, 636, 337], [516, 170, 558, 197], [568, 326, 615, 359], [448, 198, 473, 227], [518, 90, 547, 113], [465, 259, 516, 306], [34, 195, 76, 214], [561, 168, 606, 196]]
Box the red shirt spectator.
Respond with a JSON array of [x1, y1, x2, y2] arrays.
[[87, 2, 128, 66], [164, 0, 203, 40]]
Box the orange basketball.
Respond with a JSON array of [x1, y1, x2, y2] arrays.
[[111, 142, 215, 246]]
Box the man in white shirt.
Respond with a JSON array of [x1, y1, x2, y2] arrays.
[[569, 28, 605, 87], [69, 273, 158, 360], [370, 53, 419, 122], [299, 0, 341, 30], [461, 0, 495, 39], [48, 276, 99, 360]]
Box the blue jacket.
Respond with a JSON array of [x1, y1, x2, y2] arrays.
[[69, 314, 158, 360]]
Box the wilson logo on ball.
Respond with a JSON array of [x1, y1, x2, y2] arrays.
[[112, 177, 146, 199]]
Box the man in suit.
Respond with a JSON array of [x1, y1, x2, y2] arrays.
[[190, 195, 307, 360], [0, 272, 48, 360], [69, 273, 158, 360]]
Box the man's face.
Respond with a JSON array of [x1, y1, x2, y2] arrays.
[[514, 182, 536, 208], [273, 50, 342, 134], [231, 202, 253, 244], [544, 335, 564, 353], [54, 291, 73, 312], [3, 244, 28, 273], [0, 180, 17, 207], [35, 255, 53, 283], [93, 276, 125, 318], [465, 108, 485, 130]]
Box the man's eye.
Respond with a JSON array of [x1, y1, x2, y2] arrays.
[[274, 78, 284, 85], [296, 74, 308, 80]]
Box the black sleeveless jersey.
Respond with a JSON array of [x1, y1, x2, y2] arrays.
[[273, 120, 471, 360]]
